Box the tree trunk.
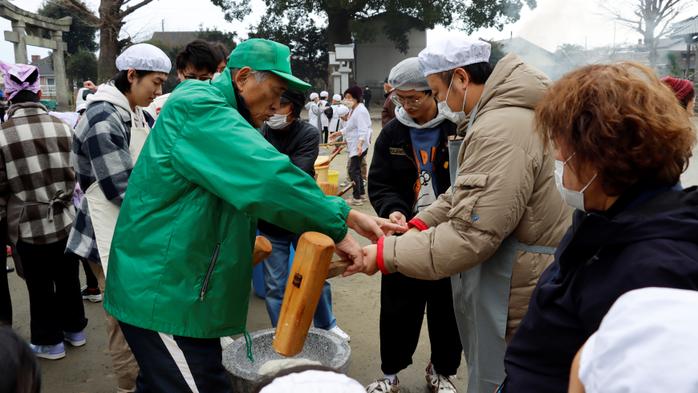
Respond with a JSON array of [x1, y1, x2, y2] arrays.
[[326, 8, 353, 46], [645, 17, 658, 68], [97, 0, 122, 82]]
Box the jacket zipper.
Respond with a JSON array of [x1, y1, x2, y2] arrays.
[[200, 243, 221, 301]]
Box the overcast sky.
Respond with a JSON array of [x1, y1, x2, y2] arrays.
[[3, 0, 697, 63]]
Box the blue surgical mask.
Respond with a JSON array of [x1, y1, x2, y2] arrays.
[[438, 74, 467, 125]]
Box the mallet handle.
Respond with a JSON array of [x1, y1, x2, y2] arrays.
[[252, 236, 272, 265]]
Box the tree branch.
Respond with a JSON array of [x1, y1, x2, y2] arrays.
[[119, 0, 154, 18], [656, 9, 680, 38], [53, 0, 100, 25]]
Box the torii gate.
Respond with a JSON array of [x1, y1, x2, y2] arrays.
[[0, 0, 71, 109]]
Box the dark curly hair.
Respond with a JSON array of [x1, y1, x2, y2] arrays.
[[535, 62, 696, 196]]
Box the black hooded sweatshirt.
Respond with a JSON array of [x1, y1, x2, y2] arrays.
[[503, 184, 698, 393]]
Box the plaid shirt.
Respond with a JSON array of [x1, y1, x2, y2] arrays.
[[66, 97, 147, 262], [0, 102, 75, 245]]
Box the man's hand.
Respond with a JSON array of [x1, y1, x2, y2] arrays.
[[362, 244, 379, 275], [329, 131, 341, 142], [388, 211, 407, 232], [335, 233, 364, 277], [83, 80, 97, 92], [347, 210, 408, 242]]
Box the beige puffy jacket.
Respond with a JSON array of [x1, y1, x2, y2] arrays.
[[380, 53, 572, 339]]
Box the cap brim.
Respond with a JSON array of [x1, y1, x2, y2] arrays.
[[269, 70, 311, 91]]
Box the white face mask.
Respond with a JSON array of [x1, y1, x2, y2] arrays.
[[554, 154, 597, 212], [266, 113, 290, 130], [438, 74, 467, 125]]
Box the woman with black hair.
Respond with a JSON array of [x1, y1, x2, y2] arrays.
[[65, 43, 170, 393], [0, 327, 41, 393]]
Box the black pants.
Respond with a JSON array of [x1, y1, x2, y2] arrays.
[[322, 126, 329, 144], [0, 260, 10, 325], [0, 219, 10, 325], [119, 322, 232, 393], [0, 220, 12, 325], [380, 273, 462, 376], [17, 238, 87, 345], [350, 151, 367, 199], [81, 258, 98, 289]]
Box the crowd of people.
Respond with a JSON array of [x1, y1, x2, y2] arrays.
[[0, 28, 696, 393]]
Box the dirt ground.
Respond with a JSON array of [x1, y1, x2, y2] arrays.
[[6, 116, 698, 393]]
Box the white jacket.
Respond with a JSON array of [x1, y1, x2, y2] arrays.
[[304, 101, 322, 130], [340, 103, 371, 157], [329, 104, 350, 132]]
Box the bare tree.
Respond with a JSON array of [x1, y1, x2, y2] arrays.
[[53, 0, 154, 81], [604, 0, 689, 67]]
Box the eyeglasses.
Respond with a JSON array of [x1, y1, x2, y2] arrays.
[[391, 94, 428, 108], [183, 74, 212, 81]]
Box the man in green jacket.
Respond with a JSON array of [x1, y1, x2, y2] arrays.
[[103, 39, 398, 392]]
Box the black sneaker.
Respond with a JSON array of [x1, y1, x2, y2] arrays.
[[81, 287, 102, 303]]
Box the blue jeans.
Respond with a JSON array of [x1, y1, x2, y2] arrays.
[[259, 231, 337, 330]]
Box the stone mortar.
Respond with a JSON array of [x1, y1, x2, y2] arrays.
[[223, 328, 351, 393]]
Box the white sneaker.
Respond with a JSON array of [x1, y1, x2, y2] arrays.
[[426, 363, 458, 392], [366, 377, 400, 393], [329, 325, 351, 341], [349, 198, 364, 206]]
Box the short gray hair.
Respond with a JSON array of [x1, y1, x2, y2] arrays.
[[230, 68, 273, 83]]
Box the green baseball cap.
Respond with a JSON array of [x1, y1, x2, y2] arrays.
[[227, 38, 311, 91]]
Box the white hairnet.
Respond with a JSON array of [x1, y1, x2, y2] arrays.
[[579, 287, 698, 393], [332, 94, 342, 101], [260, 370, 365, 393], [388, 57, 430, 91], [309, 92, 319, 100], [418, 37, 491, 76], [116, 43, 171, 73], [320, 91, 329, 98]]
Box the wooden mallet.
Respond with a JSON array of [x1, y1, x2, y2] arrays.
[[272, 232, 339, 357]]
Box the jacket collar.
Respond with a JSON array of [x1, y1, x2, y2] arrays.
[[211, 69, 238, 110], [7, 102, 48, 119], [558, 183, 690, 274]]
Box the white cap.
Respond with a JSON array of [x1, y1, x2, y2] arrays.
[[259, 370, 365, 393], [309, 92, 319, 100], [579, 287, 698, 393], [418, 37, 491, 76], [320, 91, 329, 98], [389, 57, 430, 91], [332, 94, 342, 101], [116, 43, 172, 73]]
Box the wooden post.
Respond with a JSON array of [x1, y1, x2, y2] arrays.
[[272, 232, 335, 357]]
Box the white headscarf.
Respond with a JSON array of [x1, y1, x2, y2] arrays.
[[116, 43, 171, 73], [579, 287, 698, 393], [259, 370, 364, 393]]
